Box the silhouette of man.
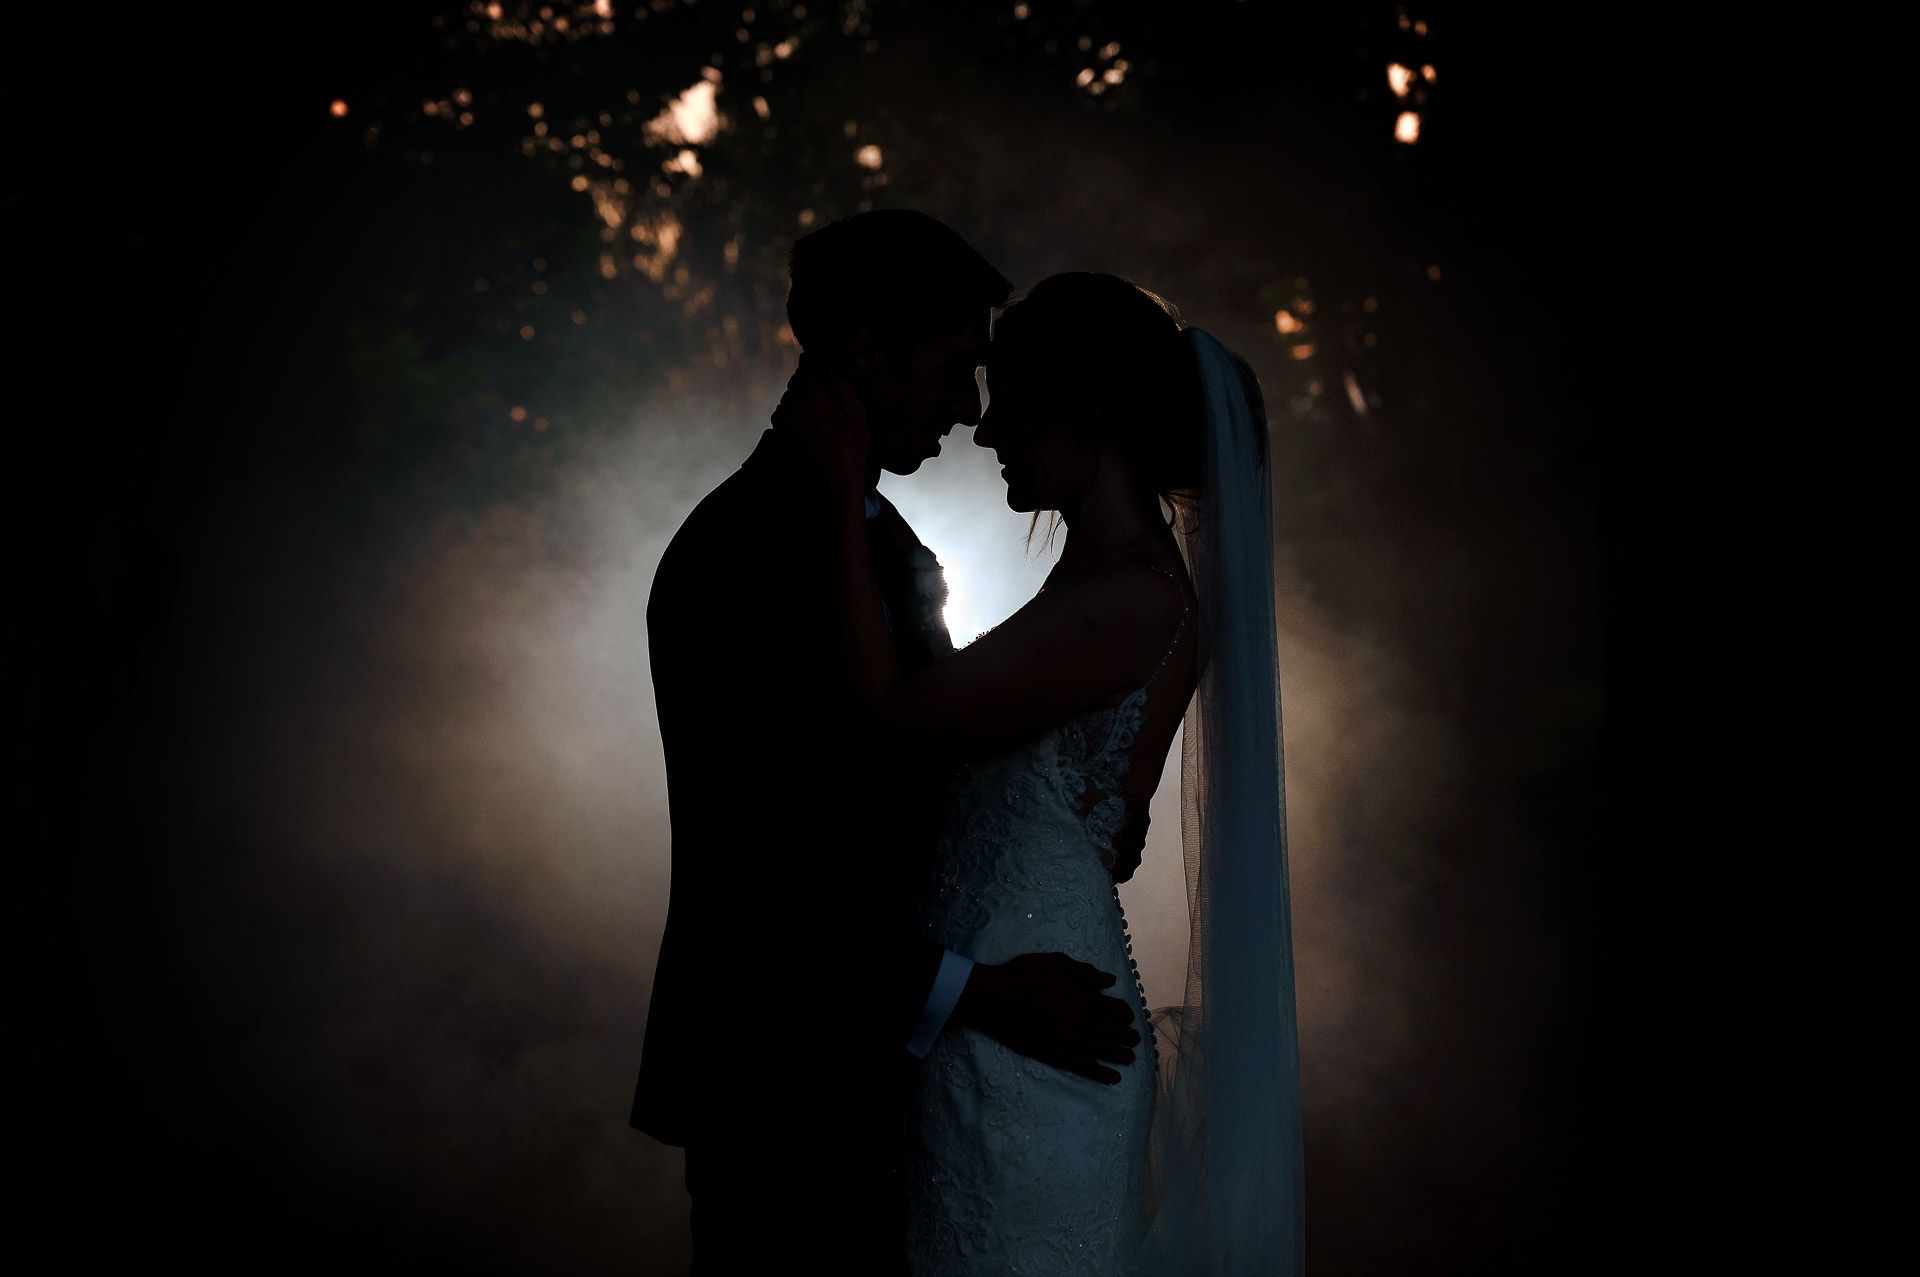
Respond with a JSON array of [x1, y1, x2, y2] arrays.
[[631, 210, 1140, 1273]]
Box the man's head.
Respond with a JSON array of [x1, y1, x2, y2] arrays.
[[786, 210, 1011, 477]]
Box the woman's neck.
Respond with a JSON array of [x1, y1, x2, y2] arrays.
[[1055, 452, 1168, 574]]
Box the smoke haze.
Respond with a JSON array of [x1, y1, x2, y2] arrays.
[[19, 4, 1698, 1272]]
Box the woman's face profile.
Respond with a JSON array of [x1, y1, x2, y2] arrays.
[[978, 340, 1101, 516]]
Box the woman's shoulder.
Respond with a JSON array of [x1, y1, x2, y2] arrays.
[[1078, 551, 1193, 618], [1027, 553, 1191, 670]]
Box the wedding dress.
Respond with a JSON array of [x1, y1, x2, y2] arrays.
[[902, 326, 1303, 1275], [900, 565, 1189, 1275]]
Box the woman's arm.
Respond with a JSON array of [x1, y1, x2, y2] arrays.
[[772, 357, 905, 712], [876, 566, 1185, 743]]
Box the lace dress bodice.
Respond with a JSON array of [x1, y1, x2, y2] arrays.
[[903, 565, 1190, 1275]]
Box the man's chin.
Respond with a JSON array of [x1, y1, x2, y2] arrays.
[[882, 448, 940, 476]]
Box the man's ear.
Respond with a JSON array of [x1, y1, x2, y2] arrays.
[[844, 325, 887, 377]]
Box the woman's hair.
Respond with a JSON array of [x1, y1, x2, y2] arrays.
[[990, 271, 1207, 544]]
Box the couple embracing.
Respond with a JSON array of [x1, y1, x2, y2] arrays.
[[631, 210, 1304, 1274]]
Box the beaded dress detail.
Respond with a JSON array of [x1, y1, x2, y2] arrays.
[[903, 565, 1189, 1275]]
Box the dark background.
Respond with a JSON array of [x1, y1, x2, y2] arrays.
[[14, 2, 1706, 1271]]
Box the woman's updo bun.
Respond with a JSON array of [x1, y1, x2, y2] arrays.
[[991, 272, 1204, 508]]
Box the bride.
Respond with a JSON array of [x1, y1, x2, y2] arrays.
[[783, 272, 1305, 1274]]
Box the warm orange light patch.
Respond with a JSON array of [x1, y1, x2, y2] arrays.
[[644, 79, 721, 146]]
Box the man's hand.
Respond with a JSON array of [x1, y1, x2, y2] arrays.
[[953, 952, 1141, 1085]]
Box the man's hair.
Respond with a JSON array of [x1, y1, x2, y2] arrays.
[[786, 209, 1013, 353]]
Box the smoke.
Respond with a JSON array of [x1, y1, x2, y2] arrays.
[[162, 384, 1519, 1273], [73, 290, 1598, 1277], [118, 386, 794, 1268], [54, 35, 1611, 1275]]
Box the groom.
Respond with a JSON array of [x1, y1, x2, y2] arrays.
[[631, 210, 1142, 1272]]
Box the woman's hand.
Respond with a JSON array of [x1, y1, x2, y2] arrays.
[[772, 353, 870, 500]]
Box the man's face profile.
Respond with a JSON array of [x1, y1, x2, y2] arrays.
[[862, 309, 993, 477]]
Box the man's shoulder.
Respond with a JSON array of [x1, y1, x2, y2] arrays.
[[665, 446, 807, 543], [651, 449, 829, 602], [672, 462, 760, 538]]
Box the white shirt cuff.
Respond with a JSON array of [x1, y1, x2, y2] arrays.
[[905, 949, 974, 1059]]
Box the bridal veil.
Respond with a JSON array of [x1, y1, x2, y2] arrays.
[[1135, 327, 1306, 1274]]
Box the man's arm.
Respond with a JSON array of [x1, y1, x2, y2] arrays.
[[948, 953, 1141, 1085], [898, 943, 1142, 1085]]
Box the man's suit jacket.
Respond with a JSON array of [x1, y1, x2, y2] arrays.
[[631, 427, 952, 1168]]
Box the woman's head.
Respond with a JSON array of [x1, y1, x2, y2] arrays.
[[976, 272, 1203, 528]]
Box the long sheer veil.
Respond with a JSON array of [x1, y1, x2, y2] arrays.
[[1136, 326, 1306, 1273]]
